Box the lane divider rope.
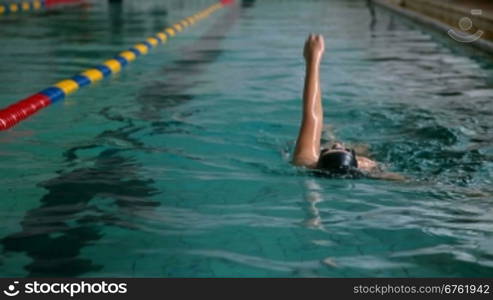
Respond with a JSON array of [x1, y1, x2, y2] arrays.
[[0, 0, 44, 14], [0, 0, 234, 131], [0, 0, 85, 15]]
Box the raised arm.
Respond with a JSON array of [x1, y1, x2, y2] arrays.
[[293, 34, 325, 168]]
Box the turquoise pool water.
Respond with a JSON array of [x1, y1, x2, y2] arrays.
[[1, 0, 493, 277]]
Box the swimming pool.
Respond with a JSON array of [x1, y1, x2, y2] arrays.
[[1, 0, 493, 277]]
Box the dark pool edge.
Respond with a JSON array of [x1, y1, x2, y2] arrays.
[[371, 0, 493, 54]]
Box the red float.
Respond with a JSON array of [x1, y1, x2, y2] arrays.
[[0, 93, 51, 130]]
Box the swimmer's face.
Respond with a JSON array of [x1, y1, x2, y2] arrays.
[[324, 142, 351, 154]]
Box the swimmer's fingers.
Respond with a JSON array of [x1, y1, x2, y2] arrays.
[[304, 34, 314, 60], [317, 35, 325, 52], [314, 34, 325, 56]]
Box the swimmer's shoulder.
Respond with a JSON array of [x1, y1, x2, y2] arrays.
[[358, 156, 407, 181], [356, 156, 378, 172]]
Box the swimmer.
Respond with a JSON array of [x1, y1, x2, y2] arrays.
[[293, 34, 404, 180]]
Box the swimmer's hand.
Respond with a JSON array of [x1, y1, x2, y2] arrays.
[[304, 34, 325, 63]]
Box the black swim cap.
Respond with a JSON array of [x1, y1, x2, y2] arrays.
[[317, 148, 358, 174]]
